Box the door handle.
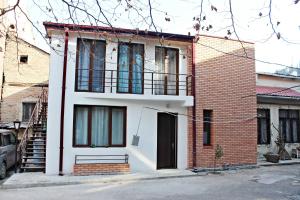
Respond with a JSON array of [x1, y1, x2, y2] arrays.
[[171, 143, 174, 149]]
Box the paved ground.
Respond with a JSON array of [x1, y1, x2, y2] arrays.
[[0, 168, 14, 185], [0, 165, 300, 200]]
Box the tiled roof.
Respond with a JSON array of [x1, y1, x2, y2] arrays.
[[256, 85, 300, 98]]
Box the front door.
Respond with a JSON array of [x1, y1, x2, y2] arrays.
[[157, 113, 177, 169]]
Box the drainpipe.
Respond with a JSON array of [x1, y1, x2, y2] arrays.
[[59, 28, 69, 176], [192, 40, 197, 168]]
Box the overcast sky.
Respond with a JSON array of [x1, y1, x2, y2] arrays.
[[19, 0, 300, 73]]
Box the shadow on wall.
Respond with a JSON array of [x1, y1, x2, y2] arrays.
[[192, 43, 257, 168]]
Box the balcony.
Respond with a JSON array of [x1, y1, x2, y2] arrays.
[[75, 69, 194, 106]]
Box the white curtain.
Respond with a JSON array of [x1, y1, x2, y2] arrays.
[[167, 49, 177, 95], [132, 44, 143, 94], [91, 107, 109, 146], [118, 44, 130, 93], [77, 40, 91, 90], [112, 108, 124, 145], [92, 41, 106, 92], [155, 47, 165, 95], [75, 107, 88, 145]]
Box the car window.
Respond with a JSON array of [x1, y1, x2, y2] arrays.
[[0, 134, 2, 146], [2, 134, 11, 146]]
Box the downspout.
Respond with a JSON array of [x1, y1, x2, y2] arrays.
[[192, 40, 197, 168], [59, 28, 69, 176]]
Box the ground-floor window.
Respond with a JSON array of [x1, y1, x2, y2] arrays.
[[257, 109, 271, 144], [73, 105, 126, 147], [279, 109, 300, 143], [203, 110, 212, 145]]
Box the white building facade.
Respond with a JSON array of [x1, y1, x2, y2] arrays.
[[44, 23, 194, 175], [256, 73, 300, 159]]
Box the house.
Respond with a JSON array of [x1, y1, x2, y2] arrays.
[[0, 31, 49, 128], [43, 22, 257, 175], [256, 72, 300, 159], [0, 1, 49, 130]]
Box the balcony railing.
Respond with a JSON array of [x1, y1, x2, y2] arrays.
[[75, 69, 193, 96]]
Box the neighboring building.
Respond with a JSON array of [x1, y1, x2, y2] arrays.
[[44, 22, 257, 175], [256, 72, 300, 159], [0, 30, 49, 127], [0, 1, 49, 128]]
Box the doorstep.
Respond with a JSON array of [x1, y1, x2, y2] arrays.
[[1, 169, 196, 189], [258, 158, 300, 167]]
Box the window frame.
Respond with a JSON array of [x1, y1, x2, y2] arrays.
[[279, 109, 300, 143], [75, 38, 106, 93], [22, 102, 36, 122], [257, 109, 271, 145], [154, 46, 179, 96], [117, 42, 145, 94], [73, 105, 127, 148], [203, 109, 212, 146], [20, 55, 28, 64]]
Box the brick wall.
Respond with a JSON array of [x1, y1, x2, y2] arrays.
[[73, 163, 130, 176], [188, 35, 257, 168]]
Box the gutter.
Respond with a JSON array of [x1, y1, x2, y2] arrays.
[[59, 28, 69, 176], [192, 41, 197, 168]]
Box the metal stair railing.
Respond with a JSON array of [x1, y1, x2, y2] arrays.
[[18, 88, 48, 164]]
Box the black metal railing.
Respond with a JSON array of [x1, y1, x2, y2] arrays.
[[75, 154, 129, 164], [75, 69, 193, 96]]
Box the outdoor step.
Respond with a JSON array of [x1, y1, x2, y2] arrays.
[[23, 156, 46, 159], [22, 161, 45, 164], [24, 152, 46, 155], [33, 129, 47, 133], [26, 144, 46, 146], [20, 166, 45, 170], [30, 137, 46, 140], [27, 140, 46, 143], [26, 148, 46, 150]]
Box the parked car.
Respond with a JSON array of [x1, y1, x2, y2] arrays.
[[0, 130, 17, 179]]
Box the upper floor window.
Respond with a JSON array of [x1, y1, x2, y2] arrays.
[[22, 102, 36, 122], [75, 39, 106, 92], [257, 109, 270, 144], [279, 109, 300, 143], [155, 47, 179, 95], [20, 55, 28, 64], [117, 43, 144, 94]]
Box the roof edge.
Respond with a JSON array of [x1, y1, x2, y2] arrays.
[[43, 22, 194, 42], [197, 34, 254, 45]]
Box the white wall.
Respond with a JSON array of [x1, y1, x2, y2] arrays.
[[257, 103, 300, 159], [46, 32, 191, 175]]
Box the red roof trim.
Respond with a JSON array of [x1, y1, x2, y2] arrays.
[[43, 22, 194, 42]]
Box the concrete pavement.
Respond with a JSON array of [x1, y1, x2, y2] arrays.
[[0, 165, 299, 200]]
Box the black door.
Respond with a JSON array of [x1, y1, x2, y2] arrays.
[[157, 113, 177, 169]]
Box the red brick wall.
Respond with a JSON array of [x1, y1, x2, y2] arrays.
[[188, 35, 257, 168], [73, 163, 130, 175]]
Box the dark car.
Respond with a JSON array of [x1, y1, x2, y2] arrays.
[[0, 130, 17, 179]]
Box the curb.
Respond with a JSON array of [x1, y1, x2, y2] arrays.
[[258, 161, 300, 167], [0, 173, 198, 190]]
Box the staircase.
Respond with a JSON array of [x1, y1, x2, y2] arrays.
[[18, 89, 48, 172]]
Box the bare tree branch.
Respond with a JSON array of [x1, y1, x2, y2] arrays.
[[228, 0, 248, 56], [148, 0, 158, 32], [0, 0, 20, 16]]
